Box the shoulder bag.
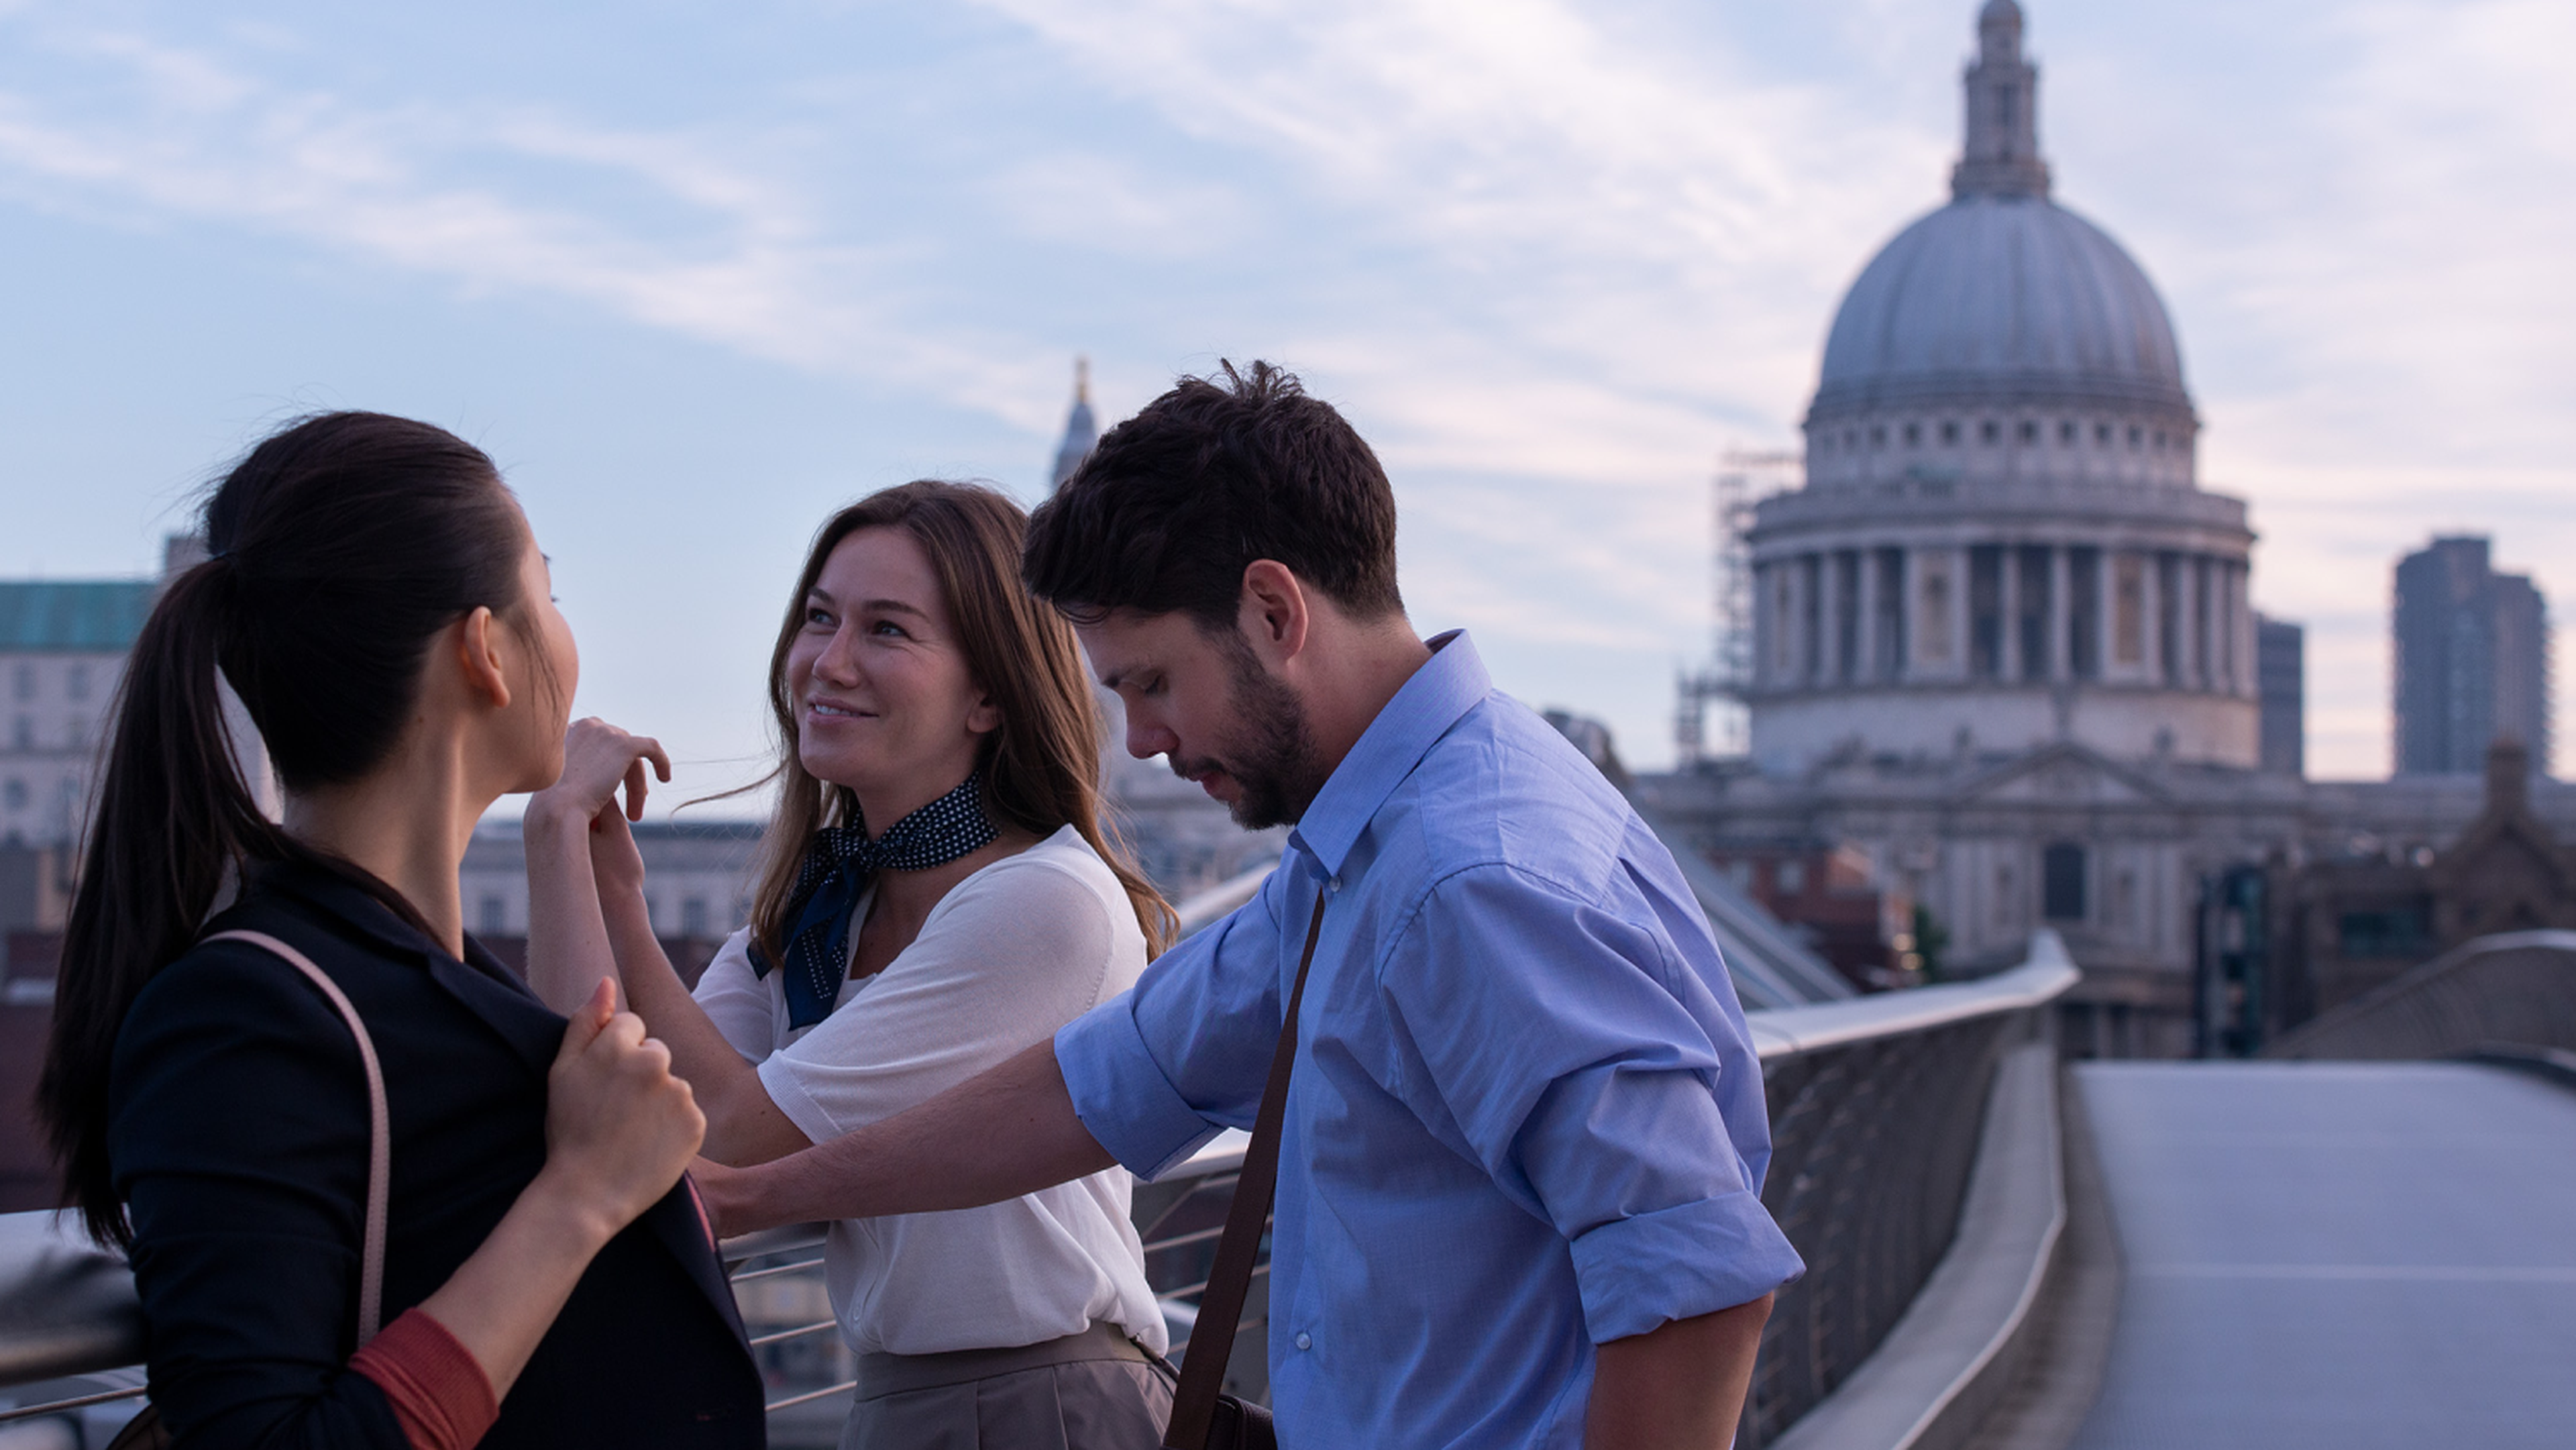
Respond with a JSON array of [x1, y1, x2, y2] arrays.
[[107, 929, 392, 1450], [1161, 897, 1326, 1450]]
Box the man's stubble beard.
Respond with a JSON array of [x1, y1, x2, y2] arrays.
[[1171, 627, 1331, 832]]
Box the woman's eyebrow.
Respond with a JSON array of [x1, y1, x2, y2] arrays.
[[805, 589, 931, 620]]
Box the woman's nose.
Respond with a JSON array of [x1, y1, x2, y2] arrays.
[[813, 627, 863, 686]]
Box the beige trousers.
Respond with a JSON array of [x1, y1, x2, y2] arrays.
[[841, 1321, 1175, 1450]]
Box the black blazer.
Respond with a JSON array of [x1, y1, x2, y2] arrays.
[[109, 862, 765, 1449]]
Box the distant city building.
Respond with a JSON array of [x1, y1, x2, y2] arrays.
[[1049, 357, 1099, 493], [1, 537, 275, 858], [1645, 0, 2576, 1056], [0, 578, 153, 847], [454, 818, 765, 986], [2257, 615, 2304, 776], [457, 819, 763, 945], [2394, 535, 2551, 776], [2272, 739, 2576, 1030]]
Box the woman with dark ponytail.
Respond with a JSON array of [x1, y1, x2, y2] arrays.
[[36, 413, 765, 1450]]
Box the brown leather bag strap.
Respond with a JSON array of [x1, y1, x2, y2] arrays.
[[1163, 892, 1328, 1449]]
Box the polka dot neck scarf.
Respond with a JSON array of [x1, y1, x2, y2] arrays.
[[750, 771, 998, 1029]]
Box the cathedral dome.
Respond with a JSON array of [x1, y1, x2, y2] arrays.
[[1805, 0, 2190, 425], [1746, 1, 2256, 780], [1813, 196, 2188, 416]]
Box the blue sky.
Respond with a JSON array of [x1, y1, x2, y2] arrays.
[[3, 0, 2570, 794]]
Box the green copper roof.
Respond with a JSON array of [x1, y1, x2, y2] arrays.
[[0, 581, 156, 652]]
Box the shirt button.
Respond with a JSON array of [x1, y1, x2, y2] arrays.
[[1295, 1332, 1313, 1351], [1328, 876, 1342, 893]]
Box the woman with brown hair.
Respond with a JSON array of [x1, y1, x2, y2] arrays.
[[524, 479, 1177, 1449]]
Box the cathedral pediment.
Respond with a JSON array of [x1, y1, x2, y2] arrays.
[[1951, 742, 2168, 805]]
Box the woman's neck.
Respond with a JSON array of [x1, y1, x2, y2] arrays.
[[282, 734, 490, 957], [852, 825, 1042, 978], [849, 774, 969, 843]]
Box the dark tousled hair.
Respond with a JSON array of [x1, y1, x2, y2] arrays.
[[743, 482, 1175, 965], [39, 411, 535, 1247], [1022, 360, 1403, 628]]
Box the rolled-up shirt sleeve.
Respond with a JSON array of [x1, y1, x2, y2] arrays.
[[1382, 864, 1805, 1343], [1057, 867, 1292, 1181]]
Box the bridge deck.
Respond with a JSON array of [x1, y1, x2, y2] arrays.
[[2069, 1061, 2576, 1449]]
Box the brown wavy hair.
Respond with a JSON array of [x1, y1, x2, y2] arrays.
[[743, 480, 1173, 964]]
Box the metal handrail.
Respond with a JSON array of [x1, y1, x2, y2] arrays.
[[1748, 930, 2078, 1063], [0, 931, 2072, 1438], [1737, 931, 2077, 1446], [716, 1128, 1257, 1417], [2265, 928, 2576, 1061], [0, 1210, 143, 1427], [745, 1319, 841, 1349]]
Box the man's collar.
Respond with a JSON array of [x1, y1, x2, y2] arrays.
[[1288, 629, 1488, 878]]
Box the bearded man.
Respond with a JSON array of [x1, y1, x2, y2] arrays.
[[704, 361, 1802, 1450]]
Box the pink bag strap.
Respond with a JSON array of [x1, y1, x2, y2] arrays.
[[204, 929, 391, 1345]]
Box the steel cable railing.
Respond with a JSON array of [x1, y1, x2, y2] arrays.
[[0, 944, 2071, 1445], [716, 1131, 1255, 1438]]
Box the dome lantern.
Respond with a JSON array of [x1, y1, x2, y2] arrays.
[[1953, 0, 2051, 200], [1805, 2, 2191, 435]]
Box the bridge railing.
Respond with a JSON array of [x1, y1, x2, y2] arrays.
[[0, 1131, 1258, 1445], [2266, 928, 2576, 1062], [1737, 931, 2078, 1447], [714, 1129, 1258, 1437], [0, 939, 2076, 1445]]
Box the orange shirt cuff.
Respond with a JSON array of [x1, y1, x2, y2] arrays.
[[348, 1309, 499, 1450]]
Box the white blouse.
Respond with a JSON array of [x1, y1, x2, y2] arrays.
[[692, 825, 1168, 1356]]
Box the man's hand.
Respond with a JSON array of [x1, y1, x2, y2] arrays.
[[691, 1156, 752, 1241], [1585, 1294, 1773, 1449], [686, 1039, 1118, 1236]]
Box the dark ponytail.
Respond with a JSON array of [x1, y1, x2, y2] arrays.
[[38, 411, 530, 1247]]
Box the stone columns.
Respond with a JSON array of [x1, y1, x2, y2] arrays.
[[2049, 545, 2072, 680], [1998, 543, 2022, 681]]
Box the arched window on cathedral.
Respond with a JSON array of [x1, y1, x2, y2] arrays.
[[2043, 843, 2087, 922]]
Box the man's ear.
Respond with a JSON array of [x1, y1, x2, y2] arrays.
[[457, 607, 514, 710], [1238, 560, 1310, 667]]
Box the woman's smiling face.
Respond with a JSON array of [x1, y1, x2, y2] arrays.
[[786, 526, 999, 815]]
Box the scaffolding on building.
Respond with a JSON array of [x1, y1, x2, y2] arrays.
[[1676, 450, 1801, 767]]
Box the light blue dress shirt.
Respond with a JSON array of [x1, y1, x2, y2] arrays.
[[1057, 631, 1804, 1449]]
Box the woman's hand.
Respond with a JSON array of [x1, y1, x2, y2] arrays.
[[532, 979, 706, 1241], [529, 718, 671, 834], [412, 980, 707, 1404], [588, 802, 647, 902]]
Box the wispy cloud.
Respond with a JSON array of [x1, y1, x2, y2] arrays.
[[0, 15, 1061, 416], [0, 1, 2564, 775]]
